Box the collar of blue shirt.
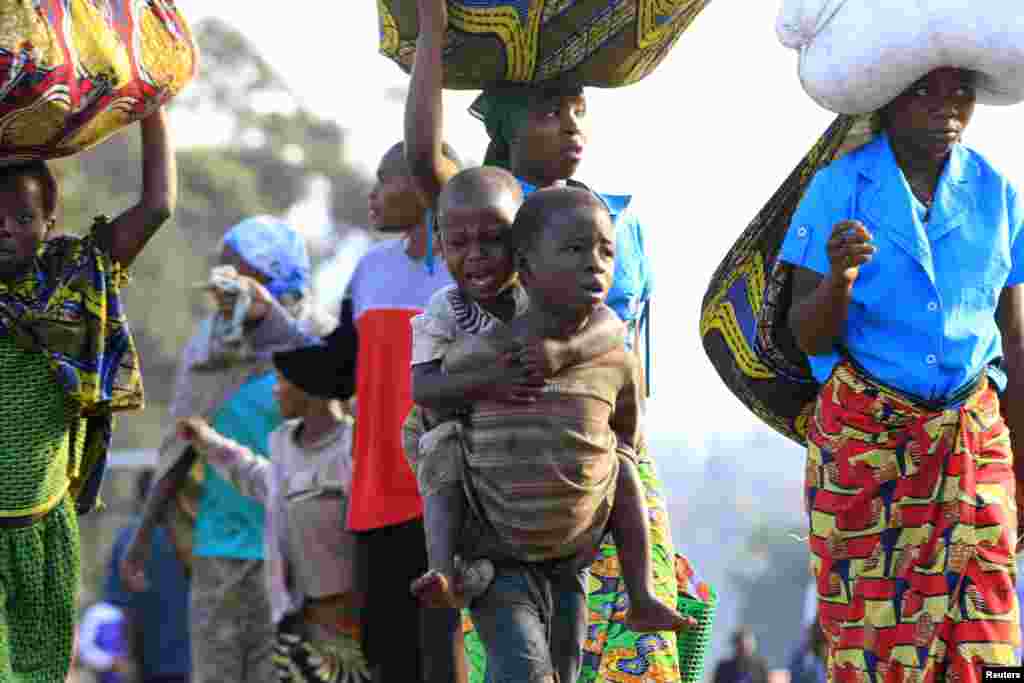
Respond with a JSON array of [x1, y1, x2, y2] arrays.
[[856, 132, 977, 270]]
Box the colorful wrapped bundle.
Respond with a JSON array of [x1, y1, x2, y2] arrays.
[[0, 0, 197, 163], [698, 114, 875, 445], [377, 0, 711, 89]]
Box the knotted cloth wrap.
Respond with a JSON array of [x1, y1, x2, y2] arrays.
[[0, 0, 197, 162], [699, 114, 876, 446], [776, 0, 1024, 114], [377, 0, 711, 90]]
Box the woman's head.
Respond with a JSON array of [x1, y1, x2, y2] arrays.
[[880, 67, 976, 162], [0, 161, 58, 280], [470, 82, 588, 186], [437, 167, 523, 305], [219, 216, 310, 304]]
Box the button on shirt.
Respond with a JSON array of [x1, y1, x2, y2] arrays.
[[779, 132, 1024, 401]]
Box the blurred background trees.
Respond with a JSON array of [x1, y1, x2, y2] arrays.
[[53, 17, 373, 452], [69, 18, 373, 612]]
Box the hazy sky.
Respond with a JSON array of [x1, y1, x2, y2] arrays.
[[178, 1, 1024, 456]]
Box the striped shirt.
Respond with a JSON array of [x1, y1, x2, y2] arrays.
[[456, 332, 641, 564]]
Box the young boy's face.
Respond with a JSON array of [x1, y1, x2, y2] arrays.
[[523, 205, 614, 318], [368, 155, 424, 234], [0, 175, 51, 280], [273, 372, 309, 420], [440, 194, 519, 304]]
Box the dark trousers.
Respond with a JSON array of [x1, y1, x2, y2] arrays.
[[356, 516, 464, 683]]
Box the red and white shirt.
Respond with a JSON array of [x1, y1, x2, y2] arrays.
[[343, 239, 453, 531]]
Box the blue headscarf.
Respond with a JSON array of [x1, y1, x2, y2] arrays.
[[222, 216, 311, 301]]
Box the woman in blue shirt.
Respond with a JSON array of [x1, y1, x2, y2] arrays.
[[404, 2, 699, 682], [782, 66, 1024, 683]]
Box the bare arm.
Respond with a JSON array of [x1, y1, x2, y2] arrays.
[[787, 220, 874, 356], [997, 285, 1024, 485], [106, 108, 177, 268], [518, 304, 626, 377], [118, 446, 197, 592], [412, 351, 543, 412], [787, 266, 852, 356], [405, 0, 458, 205], [609, 355, 642, 457], [179, 417, 272, 503], [132, 446, 197, 546]]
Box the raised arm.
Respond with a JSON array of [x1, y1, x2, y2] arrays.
[[405, 0, 458, 205], [106, 108, 177, 268]]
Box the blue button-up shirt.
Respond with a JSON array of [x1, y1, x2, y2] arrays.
[[780, 132, 1024, 401]]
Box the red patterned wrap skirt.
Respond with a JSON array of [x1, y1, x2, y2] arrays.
[[806, 361, 1020, 683]]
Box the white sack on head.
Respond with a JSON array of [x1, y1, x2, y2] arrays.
[[776, 0, 1024, 114]]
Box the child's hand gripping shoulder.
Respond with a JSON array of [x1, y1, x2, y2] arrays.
[[516, 304, 626, 377]]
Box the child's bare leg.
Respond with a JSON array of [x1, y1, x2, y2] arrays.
[[610, 457, 694, 632], [411, 485, 493, 608]]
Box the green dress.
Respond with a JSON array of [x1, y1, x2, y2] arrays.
[[0, 221, 143, 682], [0, 334, 82, 682]]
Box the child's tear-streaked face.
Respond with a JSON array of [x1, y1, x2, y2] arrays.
[[439, 200, 518, 304]]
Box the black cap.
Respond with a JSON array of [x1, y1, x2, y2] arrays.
[[272, 300, 357, 400]]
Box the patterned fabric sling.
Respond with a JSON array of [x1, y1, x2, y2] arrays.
[[699, 114, 876, 445]]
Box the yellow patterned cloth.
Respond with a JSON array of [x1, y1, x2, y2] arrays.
[[700, 114, 877, 445], [0, 0, 197, 162], [377, 0, 710, 89], [0, 219, 143, 515]]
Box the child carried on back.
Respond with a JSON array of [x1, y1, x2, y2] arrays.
[[403, 169, 690, 681]]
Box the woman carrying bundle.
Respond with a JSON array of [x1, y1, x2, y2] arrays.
[[782, 66, 1024, 682], [0, 107, 175, 682]]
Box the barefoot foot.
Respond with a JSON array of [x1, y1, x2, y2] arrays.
[[624, 597, 697, 633]]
